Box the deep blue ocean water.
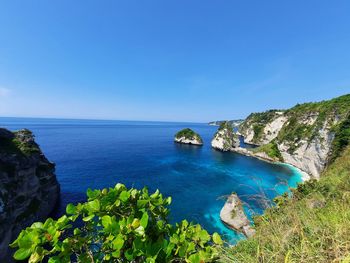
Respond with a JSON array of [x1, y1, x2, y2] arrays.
[[0, 117, 303, 243]]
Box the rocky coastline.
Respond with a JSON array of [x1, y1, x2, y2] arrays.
[[231, 146, 311, 181], [237, 96, 350, 179], [0, 128, 60, 260]]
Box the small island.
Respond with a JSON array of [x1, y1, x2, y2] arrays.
[[174, 128, 203, 145]]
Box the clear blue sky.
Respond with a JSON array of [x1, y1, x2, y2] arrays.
[[0, 1, 349, 122]]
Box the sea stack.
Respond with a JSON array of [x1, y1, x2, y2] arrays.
[[0, 128, 60, 260], [220, 193, 255, 238], [174, 128, 203, 145], [211, 121, 240, 151]]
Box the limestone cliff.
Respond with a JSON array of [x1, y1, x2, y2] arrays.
[[0, 128, 60, 259], [238, 94, 350, 178], [174, 128, 203, 145], [211, 122, 240, 151], [220, 193, 255, 238]]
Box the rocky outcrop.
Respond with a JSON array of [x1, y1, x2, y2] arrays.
[[238, 94, 350, 178], [278, 122, 335, 178], [220, 193, 255, 238], [174, 128, 203, 145], [211, 122, 240, 151], [240, 110, 285, 145], [0, 128, 60, 260]]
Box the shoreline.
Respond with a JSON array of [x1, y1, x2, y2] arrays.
[[231, 147, 312, 182]]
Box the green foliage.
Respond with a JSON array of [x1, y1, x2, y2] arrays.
[[277, 94, 350, 154], [239, 110, 282, 144], [329, 113, 350, 162], [222, 145, 350, 262], [0, 129, 40, 156], [214, 122, 238, 151], [175, 128, 203, 143], [252, 141, 283, 161], [13, 130, 41, 155], [10, 184, 221, 262]]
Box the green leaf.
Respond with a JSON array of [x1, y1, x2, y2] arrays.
[[13, 248, 32, 260], [166, 196, 172, 205], [66, 203, 76, 214], [82, 215, 94, 221], [112, 235, 124, 250], [102, 215, 112, 229], [48, 256, 63, 263], [137, 199, 148, 208], [125, 248, 135, 261], [140, 212, 149, 228], [115, 183, 126, 191], [28, 251, 43, 263], [187, 242, 196, 253], [150, 189, 160, 199], [212, 232, 223, 245], [132, 218, 140, 229], [187, 253, 200, 263], [86, 188, 98, 199], [30, 222, 44, 229], [119, 191, 130, 202], [87, 199, 100, 212], [199, 229, 210, 242], [18, 235, 33, 249], [112, 250, 121, 258]]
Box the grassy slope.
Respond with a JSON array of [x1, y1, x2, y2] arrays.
[[220, 145, 350, 262], [251, 141, 284, 162]]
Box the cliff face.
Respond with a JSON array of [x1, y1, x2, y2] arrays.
[[211, 122, 240, 151], [239, 94, 350, 178], [0, 128, 60, 259], [239, 110, 286, 145]]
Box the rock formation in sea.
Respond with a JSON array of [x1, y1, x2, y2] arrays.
[[220, 193, 255, 238], [0, 128, 60, 260], [174, 128, 203, 145], [211, 121, 240, 151], [237, 94, 350, 178]]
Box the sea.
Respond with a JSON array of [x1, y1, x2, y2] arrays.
[[0, 117, 303, 243]]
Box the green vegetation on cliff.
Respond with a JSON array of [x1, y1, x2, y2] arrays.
[[212, 122, 239, 151], [175, 128, 203, 143], [251, 141, 284, 161], [277, 94, 350, 155], [221, 145, 350, 262], [239, 110, 283, 144], [0, 129, 40, 156]]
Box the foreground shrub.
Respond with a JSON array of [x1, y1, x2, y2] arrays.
[[10, 184, 222, 262]]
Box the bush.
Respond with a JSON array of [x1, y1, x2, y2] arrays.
[[252, 141, 283, 161], [10, 184, 222, 263]]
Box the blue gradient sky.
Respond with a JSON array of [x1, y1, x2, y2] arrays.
[[0, 1, 349, 122]]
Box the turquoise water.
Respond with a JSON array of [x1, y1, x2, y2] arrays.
[[0, 117, 303, 243]]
